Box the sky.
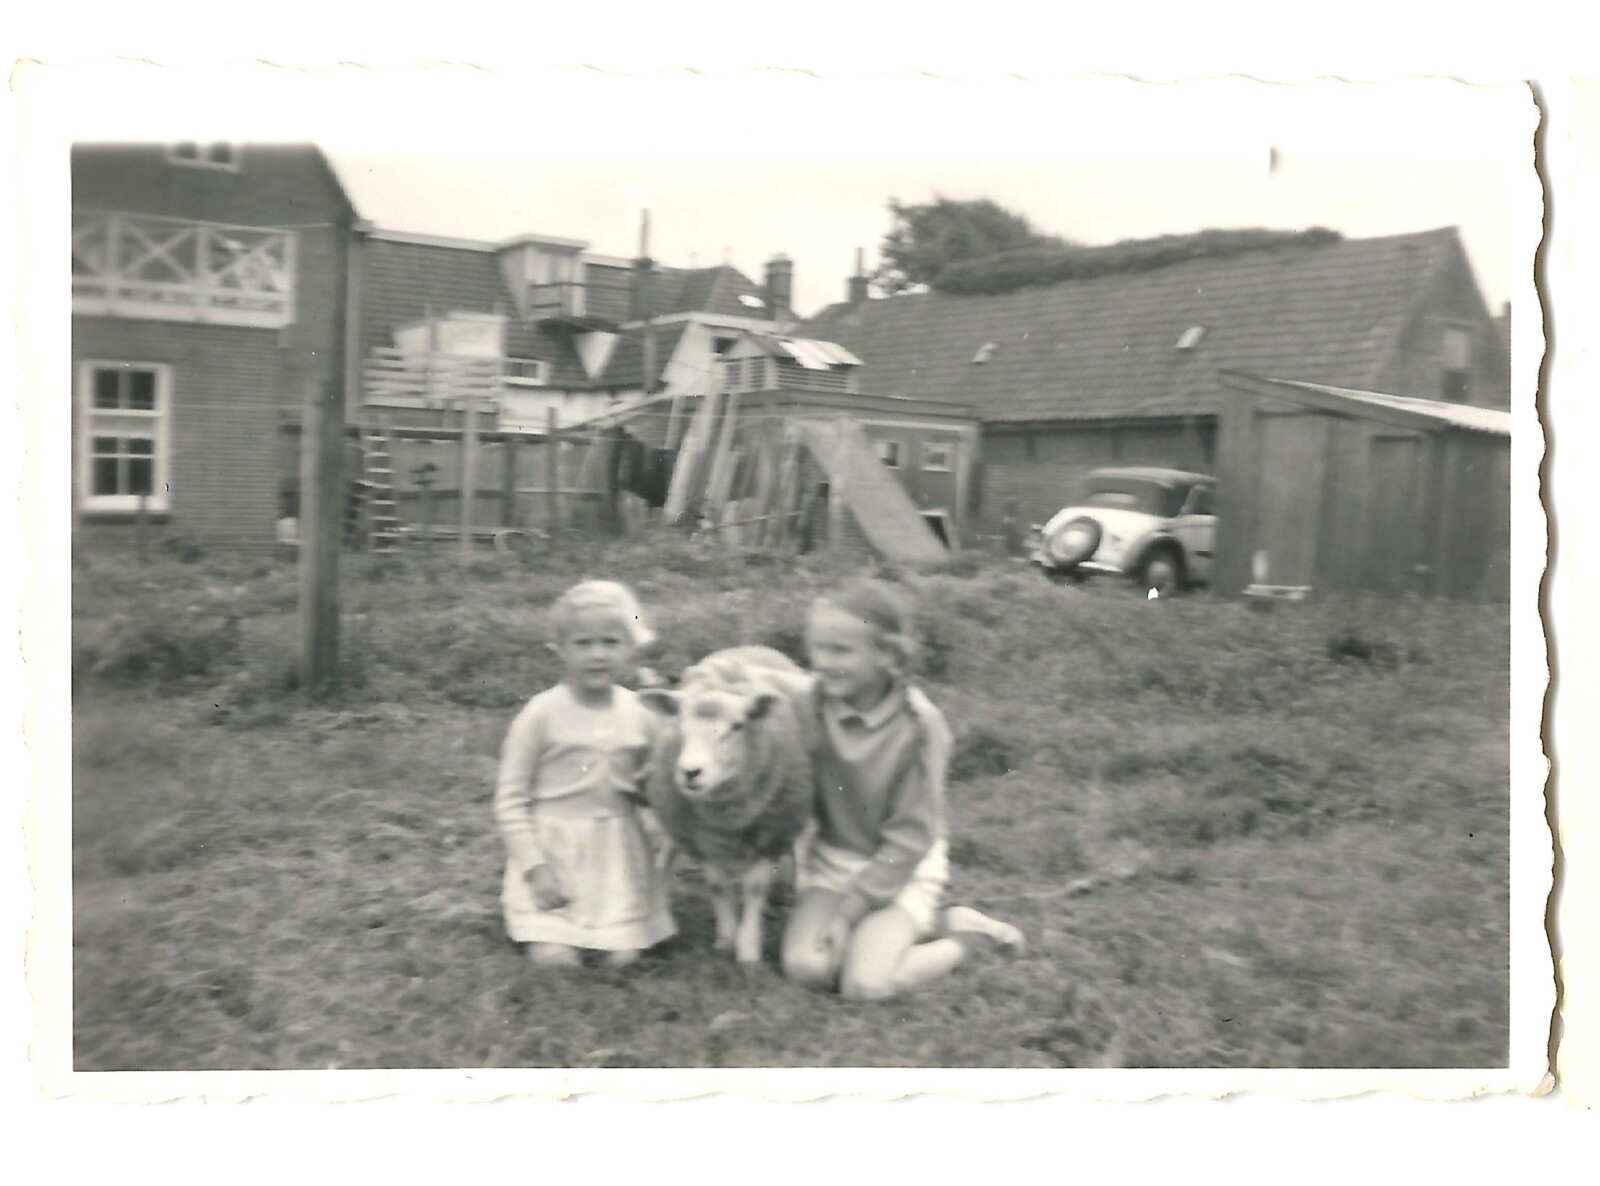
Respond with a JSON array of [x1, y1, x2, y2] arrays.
[[310, 75, 1530, 321]]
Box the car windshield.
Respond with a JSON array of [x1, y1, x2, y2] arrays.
[[1080, 476, 1186, 517]]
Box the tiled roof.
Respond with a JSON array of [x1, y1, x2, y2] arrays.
[[802, 228, 1466, 424], [595, 322, 692, 390], [647, 264, 767, 319], [361, 237, 590, 388], [362, 235, 770, 391]]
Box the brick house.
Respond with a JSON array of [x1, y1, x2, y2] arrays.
[[802, 228, 1511, 539], [71, 142, 360, 551], [355, 226, 798, 429]]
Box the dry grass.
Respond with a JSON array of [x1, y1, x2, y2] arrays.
[[71, 537, 1510, 1069]]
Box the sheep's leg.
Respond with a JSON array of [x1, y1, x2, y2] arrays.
[[734, 861, 775, 965], [703, 866, 738, 955]]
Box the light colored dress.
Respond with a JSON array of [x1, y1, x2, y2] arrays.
[[494, 683, 676, 951]]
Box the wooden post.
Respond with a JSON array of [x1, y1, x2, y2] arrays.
[[502, 434, 519, 528], [600, 429, 621, 537], [828, 413, 847, 552], [135, 492, 149, 562], [665, 393, 685, 452], [546, 407, 562, 540], [298, 382, 342, 695], [459, 399, 480, 562]]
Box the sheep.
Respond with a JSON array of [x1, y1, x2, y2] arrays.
[[639, 647, 816, 964]]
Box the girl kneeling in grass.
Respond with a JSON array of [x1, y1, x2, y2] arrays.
[[782, 581, 1024, 1000], [494, 580, 675, 968]]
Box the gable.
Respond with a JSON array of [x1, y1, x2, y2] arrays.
[[72, 142, 356, 227]]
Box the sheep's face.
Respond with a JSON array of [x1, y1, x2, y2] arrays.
[[641, 686, 781, 800]]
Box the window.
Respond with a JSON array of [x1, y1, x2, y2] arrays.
[[873, 439, 904, 469], [79, 362, 170, 511], [503, 358, 550, 386], [1180, 484, 1217, 516], [710, 334, 738, 355], [920, 441, 954, 472], [1441, 326, 1472, 400], [167, 142, 240, 171]]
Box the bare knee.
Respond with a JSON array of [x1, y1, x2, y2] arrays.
[[839, 963, 901, 1001]]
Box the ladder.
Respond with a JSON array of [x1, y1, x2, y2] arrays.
[[349, 421, 403, 553]]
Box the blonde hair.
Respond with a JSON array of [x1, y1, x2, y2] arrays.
[[549, 580, 656, 647], [813, 580, 917, 677]]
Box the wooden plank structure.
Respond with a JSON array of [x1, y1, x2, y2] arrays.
[[1215, 371, 1511, 601], [559, 387, 965, 563]]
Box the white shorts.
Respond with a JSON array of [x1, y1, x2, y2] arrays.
[[796, 838, 949, 938]]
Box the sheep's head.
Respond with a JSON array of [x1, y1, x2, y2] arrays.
[[640, 684, 781, 800]]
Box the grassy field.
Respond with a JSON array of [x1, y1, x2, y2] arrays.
[[69, 535, 1510, 1069]]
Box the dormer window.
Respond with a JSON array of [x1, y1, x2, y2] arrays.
[[167, 142, 240, 171], [738, 294, 766, 310], [503, 358, 550, 386]]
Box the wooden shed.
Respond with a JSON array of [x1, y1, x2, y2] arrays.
[[1215, 372, 1511, 601]]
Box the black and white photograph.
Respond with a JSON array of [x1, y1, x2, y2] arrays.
[[17, 63, 1554, 1100]]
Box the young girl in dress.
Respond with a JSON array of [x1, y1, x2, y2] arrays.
[[494, 580, 675, 967], [781, 581, 1024, 1000]]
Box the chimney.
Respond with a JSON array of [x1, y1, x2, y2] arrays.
[[847, 247, 870, 305], [765, 254, 794, 327], [634, 210, 657, 391]]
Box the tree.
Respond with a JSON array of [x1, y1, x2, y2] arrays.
[[873, 197, 1068, 294]]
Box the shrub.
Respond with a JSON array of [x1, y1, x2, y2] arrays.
[[75, 608, 241, 687], [935, 227, 1343, 295]]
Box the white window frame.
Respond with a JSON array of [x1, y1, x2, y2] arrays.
[[78, 361, 172, 513], [873, 439, 905, 469], [166, 142, 242, 172], [503, 357, 551, 386], [920, 441, 955, 472]]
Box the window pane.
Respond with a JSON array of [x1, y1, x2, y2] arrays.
[[92, 457, 120, 495], [127, 438, 154, 456], [127, 370, 156, 410], [205, 143, 235, 166], [91, 436, 121, 456], [172, 141, 200, 160], [127, 459, 154, 495], [93, 369, 120, 408]]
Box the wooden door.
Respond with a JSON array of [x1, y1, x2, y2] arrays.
[[1251, 412, 1327, 588], [1365, 433, 1424, 594]]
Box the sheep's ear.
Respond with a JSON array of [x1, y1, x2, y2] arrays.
[[638, 689, 681, 716], [745, 692, 781, 722]]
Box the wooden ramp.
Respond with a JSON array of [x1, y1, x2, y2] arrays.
[[794, 419, 948, 564]]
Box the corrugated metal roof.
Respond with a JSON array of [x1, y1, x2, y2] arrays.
[[777, 337, 862, 370], [1260, 378, 1511, 435]]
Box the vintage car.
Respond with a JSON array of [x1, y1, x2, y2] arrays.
[[1028, 466, 1218, 596]]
